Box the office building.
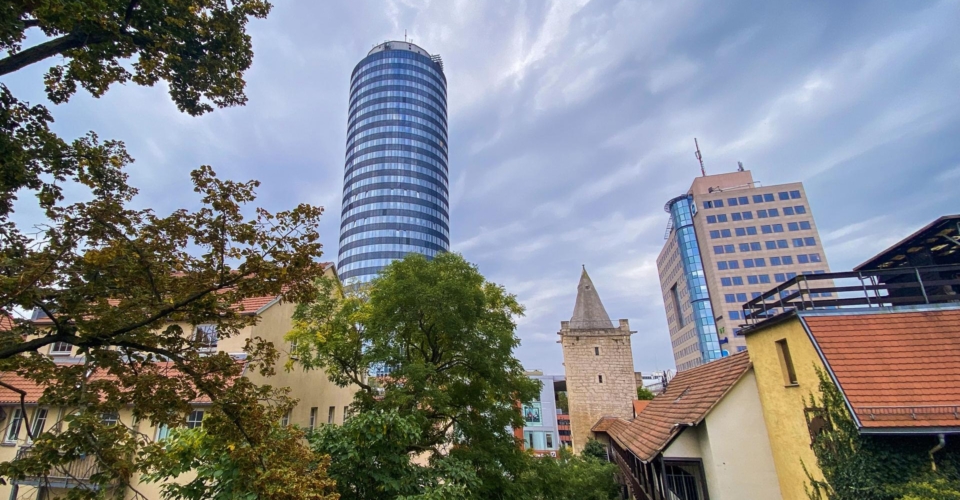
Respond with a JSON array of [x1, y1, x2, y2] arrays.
[[657, 170, 831, 371], [338, 41, 450, 284], [519, 371, 564, 456]]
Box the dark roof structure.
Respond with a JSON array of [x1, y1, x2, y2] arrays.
[[855, 215, 960, 271], [593, 351, 752, 461], [569, 267, 616, 329]]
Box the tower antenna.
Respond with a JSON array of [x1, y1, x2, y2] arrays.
[[404, 29, 407, 42], [694, 138, 706, 177]]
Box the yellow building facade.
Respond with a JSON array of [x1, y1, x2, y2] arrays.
[[0, 269, 356, 500], [743, 315, 826, 500]]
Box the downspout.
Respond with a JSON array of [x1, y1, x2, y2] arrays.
[[929, 434, 946, 472]]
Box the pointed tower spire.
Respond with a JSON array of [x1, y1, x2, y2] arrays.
[[570, 267, 615, 329]]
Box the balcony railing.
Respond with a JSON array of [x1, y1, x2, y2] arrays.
[[741, 264, 960, 328], [13, 446, 105, 490]]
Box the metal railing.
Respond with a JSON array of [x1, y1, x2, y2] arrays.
[[13, 447, 104, 489], [741, 264, 960, 328]]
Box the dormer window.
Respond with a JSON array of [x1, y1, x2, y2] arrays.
[[50, 342, 72, 356]]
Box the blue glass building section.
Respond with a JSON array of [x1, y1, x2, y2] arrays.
[[338, 42, 450, 284], [667, 195, 723, 363]]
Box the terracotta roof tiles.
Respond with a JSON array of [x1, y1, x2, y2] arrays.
[[803, 308, 960, 430], [595, 351, 752, 461]]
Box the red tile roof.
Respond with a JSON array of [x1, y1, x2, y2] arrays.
[[0, 314, 14, 331], [633, 400, 651, 416], [0, 360, 245, 405], [803, 309, 960, 431], [593, 352, 752, 461]]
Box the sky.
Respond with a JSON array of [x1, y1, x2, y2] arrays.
[[5, 0, 959, 375]]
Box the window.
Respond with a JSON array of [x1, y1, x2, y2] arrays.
[[721, 277, 732, 286], [706, 215, 717, 224], [738, 196, 749, 205], [545, 433, 554, 449], [729, 311, 741, 320], [751, 292, 762, 299], [761, 225, 772, 234], [776, 339, 799, 385], [344, 406, 351, 422], [101, 412, 119, 426], [773, 224, 784, 233], [717, 214, 728, 222], [778, 191, 790, 200], [725, 294, 736, 303], [5, 409, 23, 442], [742, 211, 754, 220], [765, 241, 777, 250], [703, 201, 713, 209], [768, 208, 779, 217], [788, 222, 799, 231], [30, 408, 48, 440], [798, 254, 809, 264], [804, 237, 816, 246], [728, 260, 739, 269], [732, 277, 744, 285], [670, 284, 685, 327], [735, 293, 747, 302], [759, 275, 771, 284], [795, 205, 807, 214], [728, 197, 739, 206], [783, 206, 795, 215], [720, 228, 731, 237], [752, 194, 764, 203], [789, 190, 801, 199], [764, 193, 775, 202], [750, 242, 762, 251], [793, 238, 805, 247], [777, 239, 789, 249], [724, 244, 735, 253], [737, 346, 747, 352], [775, 273, 786, 282], [739, 243, 750, 252], [800, 221, 812, 230], [185, 410, 204, 429], [755, 258, 766, 267], [309, 407, 318, 431], [717, 262, 728, 270], [810, 253, 822, 263], [746, 226, 757, 235], [770, 256, 782, 266], [327, 406, 336, 424], [782, 256, 794, 265], [744, 259, 755, 268], [710, 230, 721, 239], [715, 200, 725, 207], [758, 209, 768, 218], [747, 275, 759, 285], [594, 347, 600, 356], [50, 342, 72, 355], [194, 324, 217, 349], [598, 374, 603, 384], [786, 272, 797, 279], [731, 212, 742, 221], [713, 245, 725, 254], [281, 410, 291, 427], [156, 424, 171, 440], [735, 227, 746, 237]]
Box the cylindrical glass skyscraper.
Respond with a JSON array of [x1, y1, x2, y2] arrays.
[[338, 41, 450, 284]]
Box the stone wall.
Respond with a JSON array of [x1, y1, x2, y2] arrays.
[[559, 319, 636, 453]]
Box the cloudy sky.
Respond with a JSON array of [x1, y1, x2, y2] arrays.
[[6, 0, 959, 374]]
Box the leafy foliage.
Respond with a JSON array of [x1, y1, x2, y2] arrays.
[[805, 368, 960, 500], [582, 439, 608, 461], [556, 391, 569, 413], [140, 380, 337, 500], [637, 386, 656, 401], [290, 253, 542, 499], [0, 1, 336, 497], [520, 448, 620, 500]]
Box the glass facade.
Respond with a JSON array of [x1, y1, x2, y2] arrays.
[[667, 195, 723, 364], [338, 42, 450, 284]]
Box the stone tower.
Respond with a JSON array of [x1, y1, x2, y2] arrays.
[[559, 267, 636, 453]]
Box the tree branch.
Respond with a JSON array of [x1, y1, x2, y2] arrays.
[[0, 32, 89, 77]]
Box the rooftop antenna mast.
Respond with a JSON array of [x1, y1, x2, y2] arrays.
[[694, 138, 706, 177], [404, 29, 407, 42]]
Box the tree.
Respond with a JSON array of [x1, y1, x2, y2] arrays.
[[582, 439, 608, 461], [0, 1, 335, 496], [556, 391, 569, 413], [289, 253, 542, 499], [637, 386, 656, 400], [520, 448, 619, 500]]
